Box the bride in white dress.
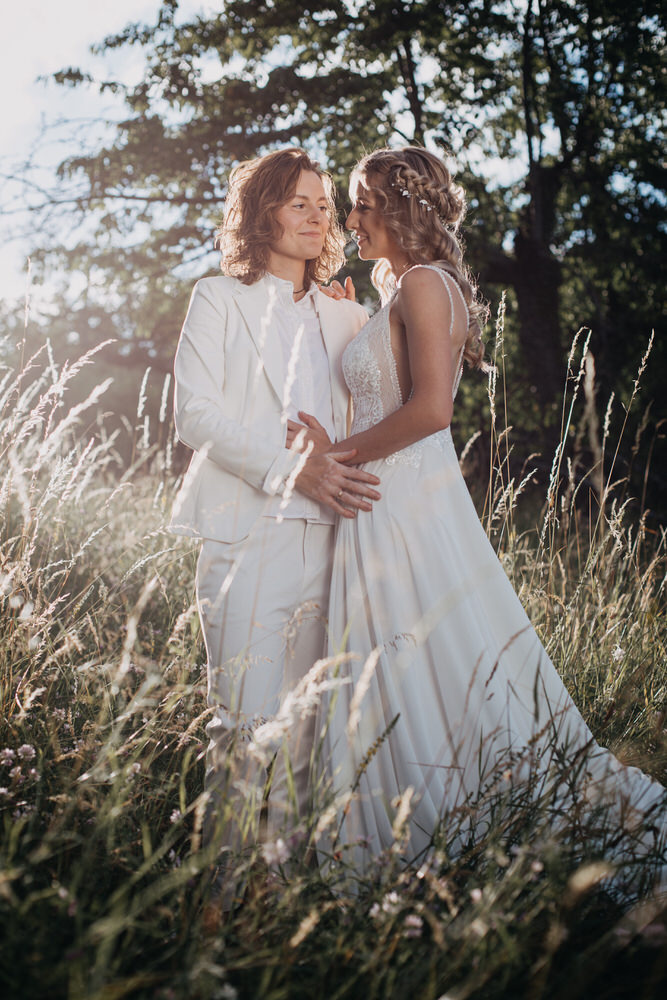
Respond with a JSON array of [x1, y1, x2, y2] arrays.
[[287, 147, 666, 879]]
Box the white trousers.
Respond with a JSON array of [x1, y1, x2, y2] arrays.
[[196, 518, 333, 859]]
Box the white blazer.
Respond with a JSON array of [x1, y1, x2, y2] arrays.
[[169, 274, 368, 543]]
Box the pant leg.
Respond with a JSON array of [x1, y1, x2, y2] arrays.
[[196, 518, 333, 859], [266, 521, 334, 839]]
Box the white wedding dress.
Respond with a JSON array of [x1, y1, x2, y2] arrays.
[[324, 265, 666, 875]]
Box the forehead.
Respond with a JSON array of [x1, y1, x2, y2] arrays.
[[349, 176, 375, 201], [290, 169, 327, 199]]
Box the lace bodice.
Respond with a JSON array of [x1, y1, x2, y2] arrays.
[[342, 265, 467, 467]]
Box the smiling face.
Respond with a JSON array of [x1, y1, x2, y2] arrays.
[[267, 170, 331, 274], [346, 178, 399, 262]]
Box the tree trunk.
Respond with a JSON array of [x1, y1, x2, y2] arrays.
[[479, 235, 563, 406], [512, 231, 563, 404]]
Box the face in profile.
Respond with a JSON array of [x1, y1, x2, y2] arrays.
[[346, 179, 397, 261], [268, 170, 331, 270]]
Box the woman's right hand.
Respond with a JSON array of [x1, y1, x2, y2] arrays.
[[286, 413, 332, 454]]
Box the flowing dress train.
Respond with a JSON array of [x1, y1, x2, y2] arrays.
[[324, 265, 666, 878]]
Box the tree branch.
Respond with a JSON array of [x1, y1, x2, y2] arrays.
[[395, 36, 425, 144]]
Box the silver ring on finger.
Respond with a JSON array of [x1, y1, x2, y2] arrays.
[[336, 488, 345, 500]]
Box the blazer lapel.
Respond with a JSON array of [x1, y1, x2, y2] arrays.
[[315, 290, 354, 428], [232, 279, 287, 405]]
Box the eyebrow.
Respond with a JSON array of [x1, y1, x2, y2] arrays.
[[292, 193, 329, 202]]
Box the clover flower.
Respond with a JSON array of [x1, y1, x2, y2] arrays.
[[403, 914, 424, 939], [370, 890, 402, 919]]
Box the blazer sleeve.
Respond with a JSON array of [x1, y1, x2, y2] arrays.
[[173, 280, 300, 494]]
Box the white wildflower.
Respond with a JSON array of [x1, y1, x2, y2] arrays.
[[18, 601, 34, 621], [262, 837, 289, 867], [215, 984, 238, 1000]]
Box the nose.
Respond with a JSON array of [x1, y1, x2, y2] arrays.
[[307, 203, 323, 225], [346, 207, 358, 230]]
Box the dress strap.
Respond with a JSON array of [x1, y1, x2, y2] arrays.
[[396, 264, 467, 400], [397, 264, 469, 324]]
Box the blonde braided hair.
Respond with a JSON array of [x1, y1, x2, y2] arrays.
[[351, 147, 488, 369]]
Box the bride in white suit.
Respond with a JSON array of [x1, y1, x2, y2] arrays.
[[169, 148, 381, 881], [288, 146, 666, 883]]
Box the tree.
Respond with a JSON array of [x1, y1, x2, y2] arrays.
[[7, 1, 667, 475]]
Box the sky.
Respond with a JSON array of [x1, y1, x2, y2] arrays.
[[0, 0, 208, 306], [0, 1, 528, 311]]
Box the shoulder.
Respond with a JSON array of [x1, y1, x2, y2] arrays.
[[394, 265, 453, 316], [187, 275, 267, 319], [343, 298, 370, 323], [182, 276, 246, 331], [397, 265, 450, 297], [315, 288, 369, 324], [191, 274, 244, 300]]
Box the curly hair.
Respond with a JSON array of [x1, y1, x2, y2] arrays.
[[350, 147, 489, 369], [217, 147, 346, 286]]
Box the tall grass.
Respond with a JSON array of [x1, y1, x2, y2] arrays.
[[1, 318, 666, 1000]]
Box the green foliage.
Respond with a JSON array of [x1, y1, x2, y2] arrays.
[[21, 4, 665, 352], [1, 332, 666, 998], [8, 0, 665, 517]]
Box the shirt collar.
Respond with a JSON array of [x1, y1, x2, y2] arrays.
[[265, 272, 317, 306]]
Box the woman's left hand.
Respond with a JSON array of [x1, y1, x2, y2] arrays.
[[286, 412, 332, 453], [317, 276, 357, 301]]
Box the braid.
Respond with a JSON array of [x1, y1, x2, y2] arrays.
[[391, 166, 465, 233]]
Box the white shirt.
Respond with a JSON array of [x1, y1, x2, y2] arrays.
[[264, 273, 337, 524]]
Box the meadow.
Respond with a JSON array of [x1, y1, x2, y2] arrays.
[[1, 314, 666, 1000]]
